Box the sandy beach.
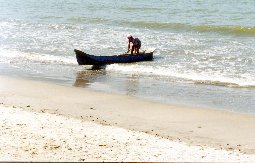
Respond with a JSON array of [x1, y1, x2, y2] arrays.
[[1, 75, 255, 161]]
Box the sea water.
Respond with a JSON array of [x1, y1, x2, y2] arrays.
[[0, 0, 254, 113]]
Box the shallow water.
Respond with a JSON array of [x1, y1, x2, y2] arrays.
[[0, 0, 254, 113]]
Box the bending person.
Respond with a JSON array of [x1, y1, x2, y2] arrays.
[[127, 35, 141, 55]]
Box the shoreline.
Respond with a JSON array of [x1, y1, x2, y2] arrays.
[[1, 62, 254, 114], [1, 75, 255, 156]]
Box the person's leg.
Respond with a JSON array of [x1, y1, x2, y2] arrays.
[[136, 44, 141, 54], [133, 45, 139, 55], [131, 45, 135, 55], [136, 47, 139, 54]]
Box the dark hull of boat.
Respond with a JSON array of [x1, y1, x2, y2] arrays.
[[74, 49, 153, 65]]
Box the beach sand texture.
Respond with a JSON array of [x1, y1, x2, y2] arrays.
[[1, 105, 255, 162], [0, 76, 255, 161]]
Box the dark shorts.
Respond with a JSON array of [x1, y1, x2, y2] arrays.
[[133, 38, 141, 49]]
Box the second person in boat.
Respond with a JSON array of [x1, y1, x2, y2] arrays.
[[127, 35, 141, 55]]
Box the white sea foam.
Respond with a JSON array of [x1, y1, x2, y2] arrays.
[[0, 48, 76, 65], [106, 63, 255, 87]]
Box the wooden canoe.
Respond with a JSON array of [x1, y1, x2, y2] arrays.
[[74, 48, 156, 65]]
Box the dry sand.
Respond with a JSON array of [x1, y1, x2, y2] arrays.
[[0, 75, 255, 161], [1, 105, 255, 162]]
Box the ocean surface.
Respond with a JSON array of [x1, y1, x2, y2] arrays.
[[0, 0, 254, 113]]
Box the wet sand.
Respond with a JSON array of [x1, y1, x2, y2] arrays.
[[0, 75, 255, 161]]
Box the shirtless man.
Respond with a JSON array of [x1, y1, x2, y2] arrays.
[[127, 35, 141, 55]]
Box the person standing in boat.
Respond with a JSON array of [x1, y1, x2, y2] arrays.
[[127, 35, 141, 55]]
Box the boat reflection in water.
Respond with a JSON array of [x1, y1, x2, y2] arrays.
[[73, 65, 139, 96], [73, 66, 107, 88]]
